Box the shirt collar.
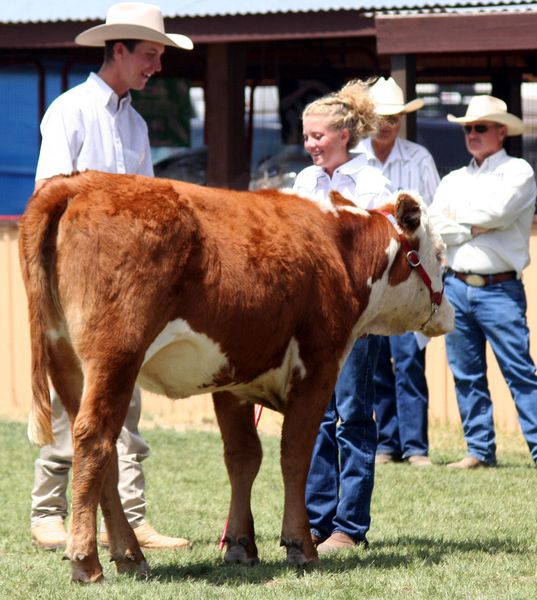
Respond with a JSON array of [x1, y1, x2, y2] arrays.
[[354, 137, 403, 166], [88, 72, 132, 114], [310, 155, 371, 185], [385, 138, 404, 165], [354, 138, 376, 162], [336, 155, 370, 177], [468, 148, 507, 172]]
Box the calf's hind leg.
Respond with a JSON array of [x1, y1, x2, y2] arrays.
[[66, 364, 146, 583], [99, 444, 149, 578], [213, 392, 262, 565]]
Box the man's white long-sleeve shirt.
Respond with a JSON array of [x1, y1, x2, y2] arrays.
[[353, 137, 440, 206], [35, 72, 153, 180], [428, 149, 537, 275]]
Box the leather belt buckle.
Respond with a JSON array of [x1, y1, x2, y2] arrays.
[[465, 274, 487, 287]]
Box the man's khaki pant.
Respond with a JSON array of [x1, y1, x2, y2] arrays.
[[30, 388, 150, 528]]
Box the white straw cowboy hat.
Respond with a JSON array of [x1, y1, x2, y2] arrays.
[[447, 95, 524, 136], [75, 2, 193, 50], [369, 77, 424, 115]]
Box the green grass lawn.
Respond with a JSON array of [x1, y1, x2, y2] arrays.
[[0, 420, 536, 599]]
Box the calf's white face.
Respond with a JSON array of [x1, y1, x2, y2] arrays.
[[356, 204, 454, 338]]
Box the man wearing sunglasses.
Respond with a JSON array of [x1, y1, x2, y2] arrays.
[[429, 95, 537, 469], [354, 77, 440, 469]]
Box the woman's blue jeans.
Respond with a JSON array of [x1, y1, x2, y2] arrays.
[[306, 335, 379, 542]]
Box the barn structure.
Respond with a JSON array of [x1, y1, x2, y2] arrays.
[[1, 0, 537, 211]]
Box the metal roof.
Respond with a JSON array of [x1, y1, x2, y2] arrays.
[[1, 0, 535, 22]]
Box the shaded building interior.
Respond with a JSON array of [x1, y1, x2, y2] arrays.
[[1, 6, 537, 213]]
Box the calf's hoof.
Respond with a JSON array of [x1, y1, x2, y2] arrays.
[[223, 536, 259, 565], [114, 555, 151, 579], [67, 557, 104, 584], [64, 546, 104, 584], [281, 538, 319, 566], [111, 547, 150, 578]]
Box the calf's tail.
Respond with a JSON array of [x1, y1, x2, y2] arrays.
[[18, 176, 78, 445]]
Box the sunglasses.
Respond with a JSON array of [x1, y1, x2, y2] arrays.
[[463, 124, 498, 135], [382, 115, 400, 126]]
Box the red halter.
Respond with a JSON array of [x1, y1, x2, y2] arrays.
[[371, 209, 444, 325]]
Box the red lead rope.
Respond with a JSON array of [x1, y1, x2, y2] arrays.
[[371, 210, 444, 308]]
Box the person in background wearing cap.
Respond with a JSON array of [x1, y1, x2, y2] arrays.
[[30, 2, 193, 550], [354, 77, 440, 468], [429, 95, 537, 469]]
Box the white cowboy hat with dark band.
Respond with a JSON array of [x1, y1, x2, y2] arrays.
[[75, 2, 193, 50], [369, 77, 424, 115], [447, 95, 524, 136]]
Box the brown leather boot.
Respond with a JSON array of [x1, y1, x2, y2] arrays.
[[447, 456, 491, 469], [134, 522, 191, 550], [100, 522, 191, 550], [317, 532, 357, 554], [31, 520, 67, 551], [375, 453, 395, 465], [408, 455, 433, 467]]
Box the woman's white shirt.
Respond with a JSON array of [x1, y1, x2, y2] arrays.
[[292, 155, 393, 210]]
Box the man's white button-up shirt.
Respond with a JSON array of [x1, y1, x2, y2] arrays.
[[35, 72, 153, 180], [429, 149, 537, 275], [353, 137, 440, 206]]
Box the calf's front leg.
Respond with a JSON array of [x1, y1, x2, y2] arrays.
[[280, 385, 333, 566], [213, 392, 262, 565]]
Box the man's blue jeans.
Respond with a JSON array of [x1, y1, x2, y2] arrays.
[[306, 335, 379, 542], [445, 274, 537, 465], [374, 333, 429, 459]]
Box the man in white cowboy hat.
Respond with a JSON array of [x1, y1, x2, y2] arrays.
[[30, 2, 193, 551], [429, 94, 537, 469], [354, 76, 440, 468]]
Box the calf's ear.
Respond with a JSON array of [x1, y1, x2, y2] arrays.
[[395, 192, 421, 233]]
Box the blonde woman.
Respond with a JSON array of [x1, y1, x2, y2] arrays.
[[293, 80, 391, 553], [293, 79, 391, 209]]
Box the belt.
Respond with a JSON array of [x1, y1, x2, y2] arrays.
[[447, 269, 518, 287]]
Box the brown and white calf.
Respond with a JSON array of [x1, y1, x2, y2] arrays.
[[18, 170, 453, 582]]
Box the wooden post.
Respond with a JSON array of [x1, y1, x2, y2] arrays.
[[390, 54, 417, 141], [492, 70, 523, 158], [205, 43, 249, 190]]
